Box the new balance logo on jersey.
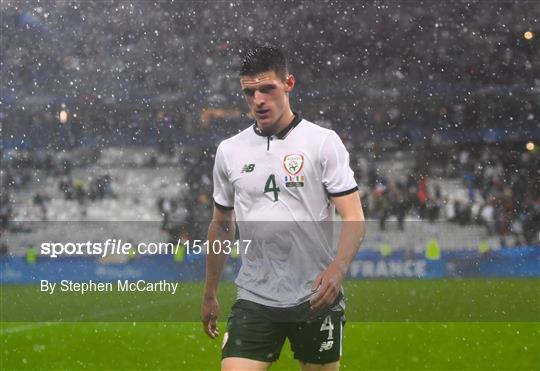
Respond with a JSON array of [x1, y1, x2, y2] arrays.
[[319, 341, 334, 352], [241, 164, 255, 173]]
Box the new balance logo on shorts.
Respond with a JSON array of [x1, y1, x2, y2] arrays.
[[319, 340, 334, 352], [241, 163, 255, 173]]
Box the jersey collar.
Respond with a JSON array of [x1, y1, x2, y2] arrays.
[[252, 113, 301, 139]]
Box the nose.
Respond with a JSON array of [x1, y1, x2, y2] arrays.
[[253, 90, 265, 106]]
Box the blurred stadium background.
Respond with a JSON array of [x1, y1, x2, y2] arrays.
[[0, 1, 539, 370]]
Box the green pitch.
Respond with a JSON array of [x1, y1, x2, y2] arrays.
[[1, 278, 539, 370]]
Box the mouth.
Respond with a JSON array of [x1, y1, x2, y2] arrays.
[[255, 109, 270, 118]]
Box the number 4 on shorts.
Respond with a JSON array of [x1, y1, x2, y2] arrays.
[[264, 174, 280, 202], [320, 315, 334, 340]]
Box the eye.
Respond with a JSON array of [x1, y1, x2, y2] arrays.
[[243, 89, 255, 97], [259, 86, 275, 94]]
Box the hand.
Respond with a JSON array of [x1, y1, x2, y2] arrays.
[[201, 294, 220, 339], [309, 263, 346, 310]]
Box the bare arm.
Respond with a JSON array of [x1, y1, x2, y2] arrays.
[[201, 206, 236, 339], [329, 191, 365, 274], [310, 191, 365, 310]]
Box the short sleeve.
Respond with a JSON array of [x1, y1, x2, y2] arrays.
[[212, 143, 234, 209], [320, 131, 358, 196]]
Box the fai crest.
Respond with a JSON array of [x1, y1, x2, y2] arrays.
[[283, 154, 304, 175]]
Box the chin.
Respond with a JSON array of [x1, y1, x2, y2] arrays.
[[257, 118, 273, 128], [258, 122, 276, 135], [258, 119, 271, 127]]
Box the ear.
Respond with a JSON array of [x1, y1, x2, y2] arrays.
[[285, 74, 295, 92]]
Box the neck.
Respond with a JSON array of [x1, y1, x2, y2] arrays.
[[258, 109, 295, 136], [278, 109, 295, 129]]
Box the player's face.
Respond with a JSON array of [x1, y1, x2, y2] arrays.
[[240, 70, 295, 134]]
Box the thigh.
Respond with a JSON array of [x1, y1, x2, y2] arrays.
[[299, 360, 340, 371], [222, 357, 270, 371], [288, 311, 344, 365], [222, 301, 287, 363]]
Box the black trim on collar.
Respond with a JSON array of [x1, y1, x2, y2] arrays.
[[253, 123, 265, 136], [276, 113, 301, 139], [252, 113, 301, 139], [328, 186, 358, 197]]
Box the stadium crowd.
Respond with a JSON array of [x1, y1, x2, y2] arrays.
[[3, 1, 538, 97], [1, 1, 538, 248], [2, 1, 538, 148], [1, 126, 539, 249], [362, 145, 539, 246]]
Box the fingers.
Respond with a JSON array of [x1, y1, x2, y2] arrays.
[[310, 272, 325, 310], [310, 278, 339, 310], [201, 298, 219, 339], [311, 272, 323, 291], [201, 313, 219, 339], [310, 282, 329, 310], [313, 285, 337, 310], [207, 317, 219, 339]]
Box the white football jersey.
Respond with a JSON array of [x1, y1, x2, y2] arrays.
[[212, 115, 357, 307]]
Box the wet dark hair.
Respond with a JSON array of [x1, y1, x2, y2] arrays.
[[239, 45, 288, 80]]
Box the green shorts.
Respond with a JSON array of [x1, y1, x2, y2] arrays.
[[221, 298, 344, 364]]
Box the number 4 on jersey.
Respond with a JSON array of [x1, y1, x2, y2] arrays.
[[264, 174, 280, 202]]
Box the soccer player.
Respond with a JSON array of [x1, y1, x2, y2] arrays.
[[201, 45, 365, 371]]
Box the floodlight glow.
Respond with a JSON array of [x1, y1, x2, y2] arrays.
[[59, 110, 69, 124]]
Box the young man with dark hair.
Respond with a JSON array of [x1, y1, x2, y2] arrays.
[[201, 45, 365, 371]]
